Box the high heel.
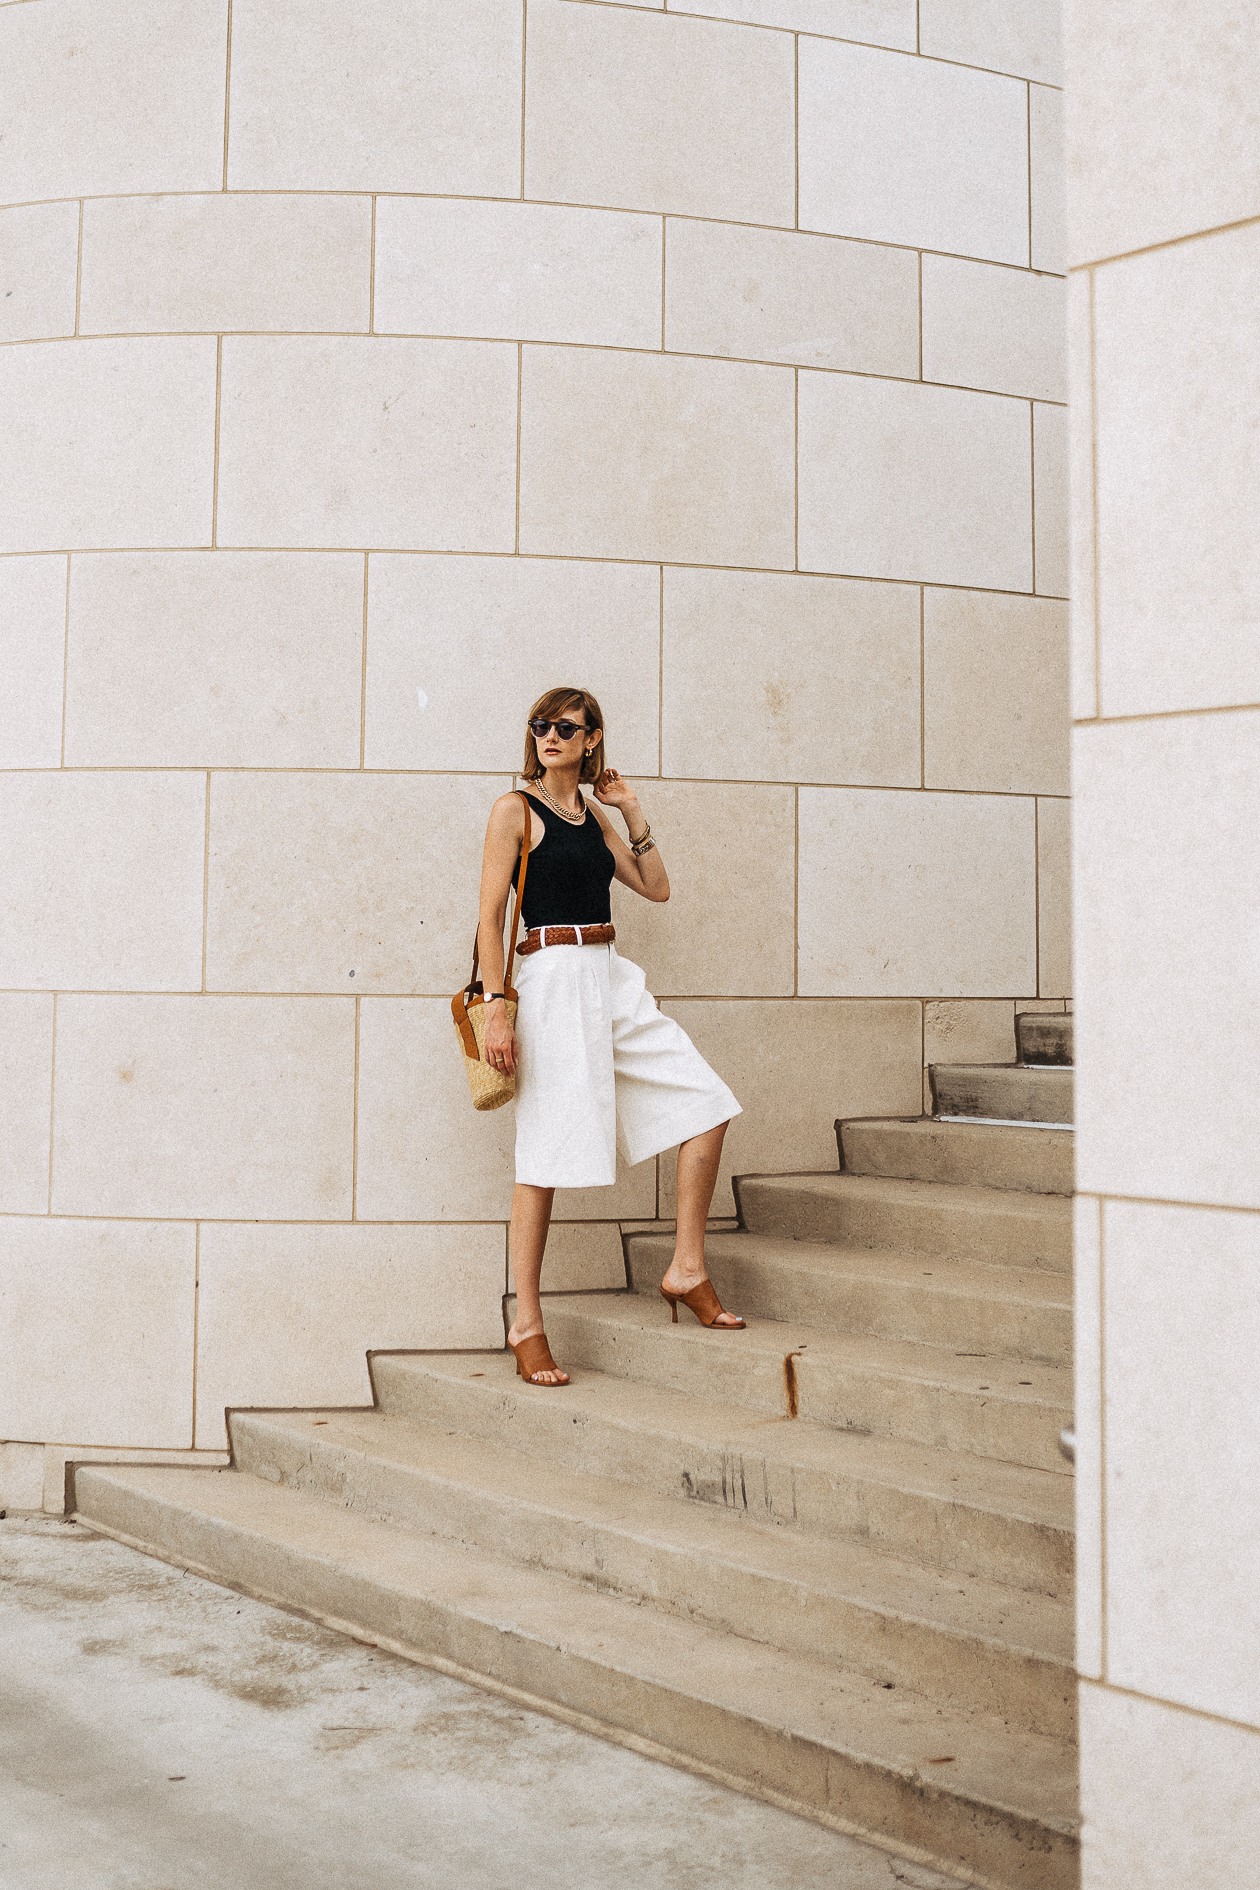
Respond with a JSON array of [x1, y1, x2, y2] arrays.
[[508, 1332, 571, 1385], [659, 1280, 745, 1330]]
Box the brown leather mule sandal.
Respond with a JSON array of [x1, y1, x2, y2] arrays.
[[508, 1332, 571, 1386], [659, 1280, 745, 1330]]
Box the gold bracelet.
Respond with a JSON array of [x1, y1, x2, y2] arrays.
[[632, 833, 656, 858]]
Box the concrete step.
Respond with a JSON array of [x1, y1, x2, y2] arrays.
[[1016, 1014, 1073, 1067], [372, 1353, 1074, 1596], [930, 1065, 1074, 1126], [619, 1246, 1071, 1469], [230, 1408, 1075, 1740], [839, 1118, 1074, 1197], [72, 1463, 1079, 1889], [622, 1233, 1072, 1375], [735, 1173, 1072, 1274]]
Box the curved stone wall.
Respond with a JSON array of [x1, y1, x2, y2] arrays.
[[0, 0, 1067, 1490]]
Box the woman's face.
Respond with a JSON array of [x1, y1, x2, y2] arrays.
[[535, 713, 598, 771]]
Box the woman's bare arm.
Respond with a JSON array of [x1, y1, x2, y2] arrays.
[[477, 794, 535, 1074], [589, 775, 669, 903]]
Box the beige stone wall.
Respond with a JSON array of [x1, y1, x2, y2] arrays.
[[1067, 3, 1260, 1877], [0, 0, 1066, 1496]]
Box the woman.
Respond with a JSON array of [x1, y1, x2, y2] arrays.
[[477, 686, 744, 1387]]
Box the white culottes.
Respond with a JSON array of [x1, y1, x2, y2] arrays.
[[513, 942, 741, 1189]]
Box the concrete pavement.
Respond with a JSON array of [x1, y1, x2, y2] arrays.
[[0, 1516, 967, 1890]]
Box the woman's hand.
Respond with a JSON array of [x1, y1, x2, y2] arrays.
[[593, 768, 639, 820], [483, 1000, 517, 1077]]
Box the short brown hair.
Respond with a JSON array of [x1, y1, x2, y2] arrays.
[[522, 687, 606, 784]]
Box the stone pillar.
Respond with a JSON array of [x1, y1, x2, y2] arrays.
[[1, 0, 1066, 1501], [1066, 2, 1260, 1877]]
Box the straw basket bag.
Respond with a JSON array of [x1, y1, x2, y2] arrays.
[[452, 790, 531, 1111]]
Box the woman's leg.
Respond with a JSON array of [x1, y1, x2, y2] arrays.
[[660, 1120, 741, 1328], [506, 1181, 568, 1383]]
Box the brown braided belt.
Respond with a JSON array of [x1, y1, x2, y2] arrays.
[[517, 922, 616, 957]]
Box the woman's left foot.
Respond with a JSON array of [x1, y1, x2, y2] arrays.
[[659, 1265, 744, 1330], [507, 1325, 571, 1385]]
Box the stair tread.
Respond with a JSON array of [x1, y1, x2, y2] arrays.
[[382, 1351, 1075, 1533], [548, 1283, 1072, 1393], [75, 1461, 1079, 1837], [741, 1171, 1072, 1224], [629, 1230, 1074, 1311], [847, 1118, 1074, 1144], [235, 1406, 1075, 1666], [839, 1120, 1074, 1197], [930, 1065, 1071, 1078]]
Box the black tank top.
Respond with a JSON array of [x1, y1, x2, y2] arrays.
[[519, 793, 616, 929]]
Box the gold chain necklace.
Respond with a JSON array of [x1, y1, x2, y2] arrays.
[[533, 781, 587, 824]]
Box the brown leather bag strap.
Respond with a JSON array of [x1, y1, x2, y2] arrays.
[[466, 789, 532, 999], [503, 790, 532, 992]]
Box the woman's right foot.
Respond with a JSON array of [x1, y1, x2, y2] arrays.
[[507, 1323, 570, 1385]]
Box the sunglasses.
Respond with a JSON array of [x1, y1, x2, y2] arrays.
[[528, 718, 589, 741]]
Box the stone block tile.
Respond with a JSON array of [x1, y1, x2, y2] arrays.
[[1094, 223, 1260, 717], [525, 0, 794, 226], [0, 1216, 195, 1448], [374, 199, 661, 350], [0, 773, 205, 992], [921, 255, 1067, 403], [206, 773, 506, 997], [512, 1221, 627, 1295], [662, 568, 920, 787], [1072, 1194, 1102, 1681], [1067, 8, 1260, 267], [1029, 85, 1065, 275], [1103, 1199, 1260, 1724], [0, 1442, 44, 1511], [0, 555, 66, 768], [659, 998, 922, 1217], [215, 337, 517, 552], [0, 202, 79, 344], [552, 1157, 657, 1226], [670, 1, 914, 48], [226, 0, 521, 196], [609, 782, 795, 998], [50, 995, 355, 1219], [1066, 270, 1097, 720], [0, 0, 226, 205], [364, 555, 659, 774], [1081, 1685, 1260, 1887], [1073, 711, 1260, 1208], [664, 219, 918, 378], [923, 590, 1070, 795], [64, 552, 364, 769], [799, 38, 1029, 264], [1036, 798, 1071, 1001], [919, 0, 1062, 84], [923, 998, 1015, 1069], [799, 787, 1037, 997], [356, 999, 515, 1223], [0, 338, 217, 554], [195, 1221, 505, 1448], [355, 998, 656, 1224], [519, 346, 794, 569], [798, 373, 1032, 591], [0, 994, 54, 1215], [79, 195, 371, 336]]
